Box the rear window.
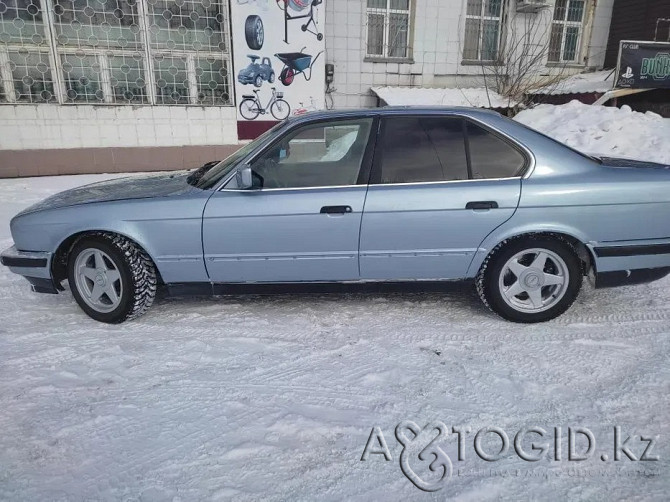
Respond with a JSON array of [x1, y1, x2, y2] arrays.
[[374, 116, 528, 184]]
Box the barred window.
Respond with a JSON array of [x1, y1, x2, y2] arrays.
[[366, 0, 411, 59], [548, 0, 585, 63], [463, 0, 503, 62], [0, 0, 232, 105], [0, 0, 56, 103]]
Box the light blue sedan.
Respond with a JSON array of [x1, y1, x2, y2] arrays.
[[3, 107, 670, 323]]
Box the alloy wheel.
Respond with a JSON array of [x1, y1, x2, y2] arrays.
[[73, 248, 123, 313], [498, 248, 569, 313]]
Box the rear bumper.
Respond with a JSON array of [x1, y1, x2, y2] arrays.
[[1, 245, 59, 294], [594, 267, 670, 289]]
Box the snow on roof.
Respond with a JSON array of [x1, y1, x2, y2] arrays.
[[530, 70, 615, 95], [371, 86, 517, 109]]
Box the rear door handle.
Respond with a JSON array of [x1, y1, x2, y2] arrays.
[[466, 201, 499, 210], [320, 205, 353, 214]]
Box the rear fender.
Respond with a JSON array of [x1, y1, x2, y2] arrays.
[[466, 221, 592, 278]]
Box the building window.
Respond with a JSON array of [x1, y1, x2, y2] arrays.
[[463, 0, 503, 62], [0, 0, 232, 105], [0, 0, 56, 103], [548, 0, 585, 63], [366, 0, 411, 59]]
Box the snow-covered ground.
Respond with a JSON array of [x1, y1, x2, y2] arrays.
[[2, 109, 670, 500], [515, 100, 670, 164]]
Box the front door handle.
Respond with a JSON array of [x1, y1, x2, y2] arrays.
[[320, 205, 353, 214], [466, 201, 499, 210]]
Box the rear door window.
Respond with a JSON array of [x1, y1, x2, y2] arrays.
[[466, 122, 527, 179], [377, 117, 469, 184]]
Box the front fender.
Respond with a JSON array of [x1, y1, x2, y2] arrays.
[[11, 193, 211, 284]]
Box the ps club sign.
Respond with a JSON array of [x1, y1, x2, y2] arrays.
[[615, 40, 670, 89]]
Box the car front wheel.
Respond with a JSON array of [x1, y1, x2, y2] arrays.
[[68, 233, 157, 323], [476, 237, 582, 323]]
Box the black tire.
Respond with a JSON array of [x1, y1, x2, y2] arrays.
[[254, 74, 263, 88], [268, 71, 275, 83], [245, 15, 264, 50], [476, 237, 582, 323], [279, 67, 294, 86], [68, 233, 157, 323]]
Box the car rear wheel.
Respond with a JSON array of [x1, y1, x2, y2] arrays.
[[68, 233, 157, 323], [476, 237, 582, 323]]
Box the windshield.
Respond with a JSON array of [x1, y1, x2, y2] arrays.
[[193, 122, 286, 189]]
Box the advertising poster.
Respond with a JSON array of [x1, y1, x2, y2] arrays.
[[615, 41, 670, 90], [230, 0, 326, 139]]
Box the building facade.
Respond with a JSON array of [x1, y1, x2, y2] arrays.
[[0, 0, 616, 177], [325, 0, 614, 108], [604, 0, 670, 68]]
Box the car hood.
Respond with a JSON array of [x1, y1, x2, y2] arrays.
[[18, 171, 194, 215]]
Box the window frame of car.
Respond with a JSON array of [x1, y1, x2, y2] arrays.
[[220, 115, 380, 192], [368, 113, 533, 186]]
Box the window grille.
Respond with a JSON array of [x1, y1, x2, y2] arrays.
[[463, 0, 504, 62], [548, 0, 585, 63], [365, 0, 411, 59], [0, 0, 232, 105]]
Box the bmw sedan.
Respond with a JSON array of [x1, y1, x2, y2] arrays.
[[3, 107, 670, 323]]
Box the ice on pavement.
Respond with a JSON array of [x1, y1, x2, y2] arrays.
[[1, 105, 669, 500]]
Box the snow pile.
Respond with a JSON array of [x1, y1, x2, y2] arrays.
[[372, 86, 517, 108], [530, 70, 614, 95], [515, 100, 670, 164]]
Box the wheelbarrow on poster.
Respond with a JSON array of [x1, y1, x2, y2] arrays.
[[274, 48, 323, 86]]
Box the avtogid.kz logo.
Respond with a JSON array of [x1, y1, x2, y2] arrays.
[[361, 422, 660, 492], [641, 53, 670, 80]]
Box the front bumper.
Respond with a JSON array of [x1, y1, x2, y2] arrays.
[[238, 74, 255, 84], [1, 245, 59, 293]]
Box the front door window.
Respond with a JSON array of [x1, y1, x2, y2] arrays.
[[248, 118, 374, 189]]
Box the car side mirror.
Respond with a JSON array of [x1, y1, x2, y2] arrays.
[[236, 166, 254, 190]]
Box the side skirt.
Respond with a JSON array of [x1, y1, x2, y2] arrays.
[[166, 280, 472, 297]]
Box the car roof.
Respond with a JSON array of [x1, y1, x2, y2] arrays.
[[287, 106, 502, 124]]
